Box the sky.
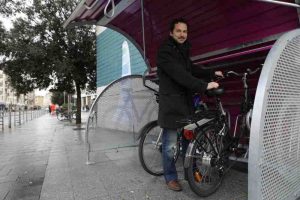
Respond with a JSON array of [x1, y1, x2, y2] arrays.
[[0, 15, 13, 30]]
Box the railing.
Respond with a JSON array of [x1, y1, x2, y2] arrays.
[[0, 105, 47, 130]]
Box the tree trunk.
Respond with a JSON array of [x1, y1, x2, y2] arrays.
[[75, 82, 81, 124]]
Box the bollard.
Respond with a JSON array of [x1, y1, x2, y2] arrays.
[[1, 110, 3, 130], [8, 105, 11, 128], [22, 109, 24, 123], [19, 108, 21, 125]]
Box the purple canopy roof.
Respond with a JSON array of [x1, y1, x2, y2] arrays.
[[64, 0, 300, 68]]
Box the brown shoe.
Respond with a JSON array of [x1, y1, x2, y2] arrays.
[[166, 180, 182, 191]]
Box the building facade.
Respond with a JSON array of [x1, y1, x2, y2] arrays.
[[81, 26, 147, 109], [96, 27, 147, 91], [0, 70, 35, 107]]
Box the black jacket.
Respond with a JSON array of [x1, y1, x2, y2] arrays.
[[157, 37, 212, 129]]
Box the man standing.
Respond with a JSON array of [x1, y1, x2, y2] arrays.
[[157, 18, 222, 191]]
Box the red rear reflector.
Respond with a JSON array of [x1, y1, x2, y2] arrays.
[[184, 129, 195, 140]]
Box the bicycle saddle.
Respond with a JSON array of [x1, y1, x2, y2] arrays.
[[206, 87, 224, 97]]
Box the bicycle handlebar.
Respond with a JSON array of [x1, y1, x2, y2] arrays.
[[225, 67, 261, 77]]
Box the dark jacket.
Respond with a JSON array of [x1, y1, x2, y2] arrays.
[[157, 37, 213, 129]]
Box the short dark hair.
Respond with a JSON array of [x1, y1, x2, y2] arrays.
[[169, 18, 189, 32]]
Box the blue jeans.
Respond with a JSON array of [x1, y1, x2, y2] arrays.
[[162, 128, 189, 183]]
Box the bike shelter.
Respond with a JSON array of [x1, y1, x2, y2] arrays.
[[83, 30, 300, 199], [85, 75, 158, 161], [249, 29, 300, 200], [64, 1, 300, 199]]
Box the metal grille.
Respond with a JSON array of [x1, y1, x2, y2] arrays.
[[85, 75, 158, 158], [249, 29, 300, 200]]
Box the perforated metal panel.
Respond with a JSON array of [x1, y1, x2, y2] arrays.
[[249, 29, 300, 200], [85, 75, 158, 162]]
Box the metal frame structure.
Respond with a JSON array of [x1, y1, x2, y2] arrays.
[[249, 29, 300, 200], [85, 75, 158, 164], [64, 1, 300, 198]]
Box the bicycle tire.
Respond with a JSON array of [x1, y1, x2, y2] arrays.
[[138, 120, 181, 176], [186, 125, 226, 197], [138, 120, 164, 176]]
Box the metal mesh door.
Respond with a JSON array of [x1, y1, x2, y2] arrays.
[[249, 29, 300, 200]]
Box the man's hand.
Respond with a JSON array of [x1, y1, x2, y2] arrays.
[[207, 82, 219, 90], [215, 71, 224, 77]]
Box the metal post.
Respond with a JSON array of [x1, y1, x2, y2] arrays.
[[19, 107, 21, 125], [140, 0, 146, 59], [68, 94, 71, 114], [255, 0, 300, 8], [296, 0, 300, 23], [1, 110, 4, 130], [14, 107, 16, 126], [8, 105, 11, 128], [64, 91, 66, 105]]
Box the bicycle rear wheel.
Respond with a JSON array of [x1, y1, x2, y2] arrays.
[[186, 125, 226, 197], [138, 120, 164, 176]]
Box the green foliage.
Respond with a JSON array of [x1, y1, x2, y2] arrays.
[[0, 0, 24, 16], [2, 0, 96, 124], [50, 91, 64, 106], [2, 0, 96, 96]]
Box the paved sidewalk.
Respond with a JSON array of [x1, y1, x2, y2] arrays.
[[0, 113, 247, 200]]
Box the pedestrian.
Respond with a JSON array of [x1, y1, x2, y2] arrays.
[[48, 105, 51, 114], [157, 18, 223, 191]]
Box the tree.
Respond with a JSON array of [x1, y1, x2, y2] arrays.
[[2, 0, 96, 124], [0, 0, 24, 15], [0, 21, 6, 54], [50, 91, 64, 106]]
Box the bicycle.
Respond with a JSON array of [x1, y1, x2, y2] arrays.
[[138, 67, 260, 197], [183, 67, 260, 196], [56, 110, 76, 121]]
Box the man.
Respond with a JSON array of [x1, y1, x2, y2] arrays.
[[157, 18, 222, 191]]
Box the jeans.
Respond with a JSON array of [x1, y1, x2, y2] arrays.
[[162, 128, 189, 183]]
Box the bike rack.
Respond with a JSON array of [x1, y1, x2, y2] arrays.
[[84, 75, 158, 164]]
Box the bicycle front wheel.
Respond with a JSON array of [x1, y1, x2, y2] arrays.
[[138, 120, 164, 176], [186, 125, 226, 197]]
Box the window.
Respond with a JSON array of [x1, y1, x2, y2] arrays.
[[121, 41, 131, 76]]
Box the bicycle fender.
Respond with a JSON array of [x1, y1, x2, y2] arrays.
[[183, 120, 214, 169], [184, 140, 195, 168]]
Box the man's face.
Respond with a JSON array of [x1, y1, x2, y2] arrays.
[[170, 22, 188, 44]]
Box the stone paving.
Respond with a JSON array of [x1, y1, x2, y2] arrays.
[[0, 113, 248, 200]]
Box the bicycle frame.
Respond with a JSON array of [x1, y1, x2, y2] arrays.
[[183, 68, 260, 168], [230, 68, 260, 137], [184, 92, 228, 168]]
